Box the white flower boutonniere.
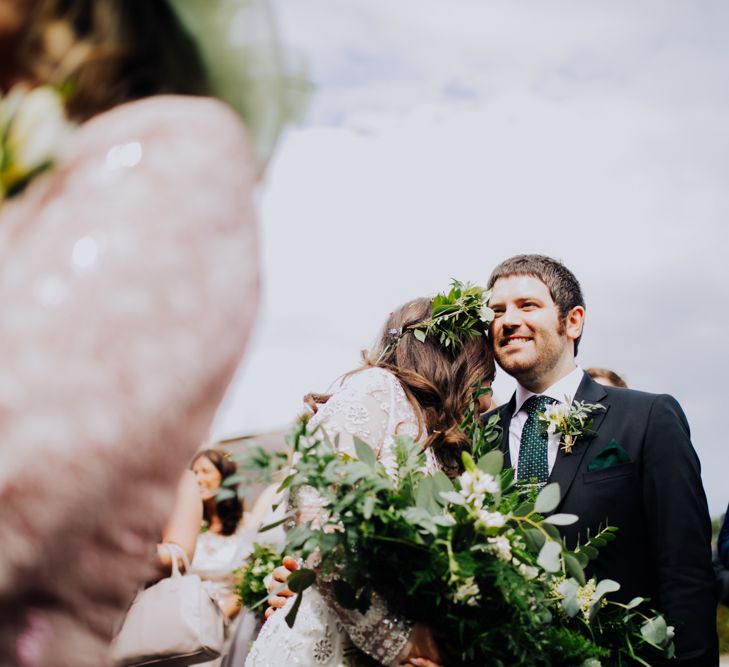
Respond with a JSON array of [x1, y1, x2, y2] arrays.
[[1, 85, 73, 202], [538, 396, 605, 454]]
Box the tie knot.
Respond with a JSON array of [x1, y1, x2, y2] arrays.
[[523, 395, 552, 416]]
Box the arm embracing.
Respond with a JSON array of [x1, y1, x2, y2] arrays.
[[642, 395, 717, 664], [293, 370, 415, 663]]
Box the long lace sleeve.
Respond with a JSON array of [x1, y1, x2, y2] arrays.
[[296, 368, 418, 664]]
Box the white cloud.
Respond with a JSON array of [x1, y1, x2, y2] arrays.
[[215, 1, 729, 514]]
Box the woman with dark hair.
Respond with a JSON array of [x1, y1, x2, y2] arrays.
[[188, 450, 246, 666], [0, 1, 301, 664], [247, 290, 496, 667], [193, 449, 244, 538]]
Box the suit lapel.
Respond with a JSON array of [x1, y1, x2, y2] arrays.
[[548, 374, 610, 506]]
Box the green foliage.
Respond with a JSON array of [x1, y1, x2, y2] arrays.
[[279, 419, 674, 665], [234, 542, 282, 619], [227, 445, 289, 499], [462, 387, 503, 461], [409, 280, 494, 352]]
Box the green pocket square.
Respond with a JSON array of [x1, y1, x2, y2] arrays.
[[587, 439, 631, 471]]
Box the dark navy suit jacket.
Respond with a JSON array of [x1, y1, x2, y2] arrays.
[[485, 373, 718, 666]]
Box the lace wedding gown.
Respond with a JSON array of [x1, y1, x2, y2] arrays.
[[246, 367, 437, 667]]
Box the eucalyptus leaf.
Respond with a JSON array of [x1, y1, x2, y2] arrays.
[[542, 523, 561, 541], [500, 467, 515, 491], [594, 578, 620, 601], [431, 514, 457, 527], [563, 553, 586, 586], [284, 590, 304, 628], [287, 568, 316, 594], [534, 483, 561, 514], [581, 545, 599, 560], [523, 528, 546, 552], [431, 471, 454, 500], [416, 477, 441, 515], [537, 540, 562, 573], [557, 578, 580, 618], [258, 513, 294, 533], [439, 491, 467, 505], [476, 450, 504, 477], [641, 615, 668, 646], [625, 596, 645, 610], [353, 436, 376, 468], [544, 513, 578, 526], [413, 328, 426, 343], [514, 501, 534, 517]]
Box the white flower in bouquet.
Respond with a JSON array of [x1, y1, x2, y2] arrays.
[[475, 509, 507, 531], [452, 576, 481, 607], [486, 535, 512, 561], [458, 469, 499, 508], [516, 561, 540, 581]]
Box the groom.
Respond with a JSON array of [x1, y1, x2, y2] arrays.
[[485, 254, 717, 666]]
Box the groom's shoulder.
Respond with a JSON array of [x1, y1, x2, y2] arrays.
[[602, 384, 682, 408], [601, 385, 689, 426]]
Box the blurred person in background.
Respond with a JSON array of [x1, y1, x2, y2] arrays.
[[190, 449, 246, 622], [0, 0, 302, 664], [585, 367, 628, 388]]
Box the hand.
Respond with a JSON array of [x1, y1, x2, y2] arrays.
[[396, 623, 443, 667], [264, 555, 299, 620]]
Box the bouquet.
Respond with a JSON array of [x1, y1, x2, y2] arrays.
[[266, 417, 674, 667], [235, 542, 283, 620]]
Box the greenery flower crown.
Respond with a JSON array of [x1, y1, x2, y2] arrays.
[[384, 280, 494, 357]]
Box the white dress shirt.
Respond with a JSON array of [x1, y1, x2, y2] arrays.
[[509, 366, 585, 478]]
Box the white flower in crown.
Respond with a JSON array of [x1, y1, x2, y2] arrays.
[[537, 395, 605, 454], [1, 85, 73, 201]]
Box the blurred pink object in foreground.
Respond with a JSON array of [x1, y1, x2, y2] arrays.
[[0, 95, 259, 666]]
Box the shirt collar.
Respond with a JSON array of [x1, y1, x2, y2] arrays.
[[514, 366, 585, 414]]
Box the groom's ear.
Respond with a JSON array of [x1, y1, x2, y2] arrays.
[[564, 305, 585, 344]]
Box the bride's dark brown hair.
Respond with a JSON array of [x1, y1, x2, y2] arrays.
[[15, 0, 208, 122], [307, 298, 496, 477]]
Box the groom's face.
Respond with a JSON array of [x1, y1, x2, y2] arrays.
[[489, 275, 575, 387]]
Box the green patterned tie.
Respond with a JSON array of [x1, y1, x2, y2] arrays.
[[517, 395, 552, 484]]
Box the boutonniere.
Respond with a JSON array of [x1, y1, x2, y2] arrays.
[[538, 396, 605, 454], [1, 84, 73, 203]]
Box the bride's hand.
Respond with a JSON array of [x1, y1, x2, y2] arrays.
[[395, 623, 443, 667], [264, 555, 299, 619]]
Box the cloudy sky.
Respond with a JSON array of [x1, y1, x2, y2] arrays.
[[212, 1, 729, 514]]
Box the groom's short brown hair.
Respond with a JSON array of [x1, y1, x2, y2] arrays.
[[487, 254, 585, 354]]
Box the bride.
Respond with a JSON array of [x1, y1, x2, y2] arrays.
[[246, 290, 496, 667]]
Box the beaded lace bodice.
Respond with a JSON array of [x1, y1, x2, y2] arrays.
[[246, 367, 436, 667]]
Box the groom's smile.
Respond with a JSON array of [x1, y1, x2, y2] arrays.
[[489, 275, 582, 392]]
